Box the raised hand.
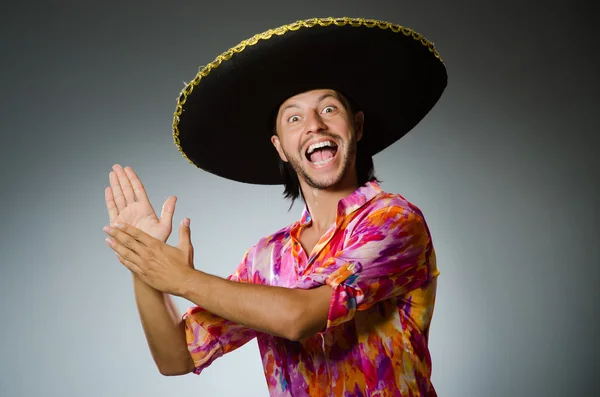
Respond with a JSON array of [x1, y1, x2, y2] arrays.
[[103, 220, 195, 295], [105, 164, 176, 243]]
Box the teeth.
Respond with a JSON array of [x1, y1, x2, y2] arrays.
[[313, 157, 335, 166], [307, 140, 335, 155]]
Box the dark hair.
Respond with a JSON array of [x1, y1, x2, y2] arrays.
[[272, 91, 379, 208]]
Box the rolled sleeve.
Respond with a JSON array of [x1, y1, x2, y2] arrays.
[[324, 262, 362, 328], [322, 206, 432, 329], [182, 247, 259, 374], [183, 307, 258, 374]]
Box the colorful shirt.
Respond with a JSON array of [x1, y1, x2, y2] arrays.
[[183, 181, 440, 396]]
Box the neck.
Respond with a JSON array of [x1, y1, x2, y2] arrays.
[[299, 177, 360, 233]]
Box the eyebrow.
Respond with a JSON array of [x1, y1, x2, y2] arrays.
[[280, 93, 338, 113]]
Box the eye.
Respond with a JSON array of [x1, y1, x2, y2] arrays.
[[322, 105, 336, 114], [287, 115, 300, 123]]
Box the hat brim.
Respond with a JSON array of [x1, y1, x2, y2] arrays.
[[173, 17, 447, 185]]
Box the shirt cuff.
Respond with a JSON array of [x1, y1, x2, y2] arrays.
[[324, 261, 363, 329], [182, 307, 224, 375]]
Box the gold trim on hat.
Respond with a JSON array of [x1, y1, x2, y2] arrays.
[[172, 17, 444, 166]]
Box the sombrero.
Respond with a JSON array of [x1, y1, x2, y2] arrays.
[[172, 17, 447, 185]]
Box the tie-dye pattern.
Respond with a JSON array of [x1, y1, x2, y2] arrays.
[[183, 181, 440, 396]]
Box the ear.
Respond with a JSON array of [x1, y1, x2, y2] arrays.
[[354, 111, 365, 142], [270, 135, 288, 162]]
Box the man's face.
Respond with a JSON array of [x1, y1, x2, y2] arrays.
[[271, 89, 364, 191]]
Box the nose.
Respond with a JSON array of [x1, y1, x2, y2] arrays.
[[304, 110, 327, 134]]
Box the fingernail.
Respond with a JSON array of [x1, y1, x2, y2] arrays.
[[114, 223, 124, 229], [103, 225, 112, 233], [183, 218, 190, 227], [105, 237, 114, 245]]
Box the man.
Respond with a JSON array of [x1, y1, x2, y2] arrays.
[[103, 17, 446, 396]]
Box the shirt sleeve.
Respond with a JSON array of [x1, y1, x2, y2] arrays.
[[182, 247, 259, 374], [320, 205, 434, 330]]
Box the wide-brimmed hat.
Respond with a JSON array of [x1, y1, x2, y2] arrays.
[[172, 17, 447, 185]]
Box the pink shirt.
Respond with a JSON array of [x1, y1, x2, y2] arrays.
[[183, 181, 440, 396]]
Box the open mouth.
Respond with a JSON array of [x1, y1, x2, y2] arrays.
[[305, 140, 338, 166]]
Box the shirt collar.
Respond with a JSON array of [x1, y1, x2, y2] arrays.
[[299, 180, 382, 224]]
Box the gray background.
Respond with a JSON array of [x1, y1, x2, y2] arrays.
[[1, 1, 598, 396]]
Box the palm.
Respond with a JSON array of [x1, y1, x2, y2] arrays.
[[115, 201, 169, 241], [105, 165, 177, 243]]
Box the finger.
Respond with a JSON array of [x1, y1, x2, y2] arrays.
[[105, 228, 143, 256], [112, 164, 136, 205], [159, 196, 177, 229], [114, 252, 144, 275], [124, 166, 151, 205], [105, 187, 119, 223], [109, 223, 156, 248], [109, 171, 126, 212], [105, 233, 144, 262]]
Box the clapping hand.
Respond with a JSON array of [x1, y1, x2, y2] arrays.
[[103, 221, 196, 295], [104, 164, 195, 292], [105, 164, 176, 242]]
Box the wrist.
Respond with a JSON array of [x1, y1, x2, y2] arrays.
[[175, 268, 203, 298]]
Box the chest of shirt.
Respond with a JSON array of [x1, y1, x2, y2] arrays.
[[249, 216, 364, 289]]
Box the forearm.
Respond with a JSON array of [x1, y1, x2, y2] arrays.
[[132, 274, 195, 375], [177, 270, 328, 341]]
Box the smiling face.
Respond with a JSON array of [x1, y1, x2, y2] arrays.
[[271, 89, 364, 192]]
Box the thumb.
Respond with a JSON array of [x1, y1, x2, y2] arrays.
[[159, 196, 177, 229], [178, 218, 192, 252]]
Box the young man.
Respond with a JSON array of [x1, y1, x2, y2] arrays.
[[103, 17, 447, 396]]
